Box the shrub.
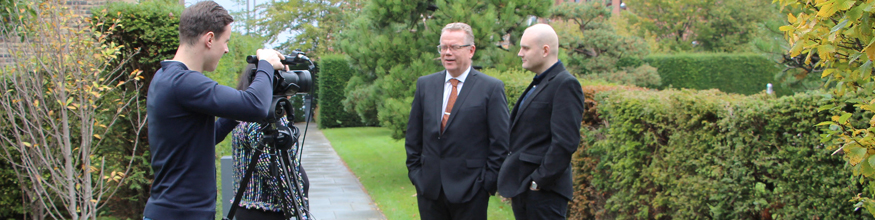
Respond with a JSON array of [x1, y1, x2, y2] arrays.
[[584, 64, 661, 88], [318, 54, 363, 128], [92, 1, 181, 217], [569, 89, 871, 219], [644, 53, 783, 95]]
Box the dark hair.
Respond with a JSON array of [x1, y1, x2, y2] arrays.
[[178, 1, 234, 46], [236, 64, 257, 90]]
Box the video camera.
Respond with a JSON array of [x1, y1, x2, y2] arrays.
[[245, 49, 314, 96]]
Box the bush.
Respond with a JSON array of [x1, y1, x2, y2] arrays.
[[644, 53, 784, 95], [569, 89, 871, 219], [481, 68, 530, 110], [584, 64, 661, 88], [318, 54, 363, 128], [92, 1, 181, 217]]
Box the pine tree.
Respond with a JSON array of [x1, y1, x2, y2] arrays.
[[337, 0, 550, 139]]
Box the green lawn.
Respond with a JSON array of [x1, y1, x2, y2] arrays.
[[322, 127, 515, 220]]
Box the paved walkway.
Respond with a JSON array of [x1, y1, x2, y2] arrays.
[[295, 122, 387, 220]]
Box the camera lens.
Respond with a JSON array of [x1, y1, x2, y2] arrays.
[[275, 70, 312, 96]]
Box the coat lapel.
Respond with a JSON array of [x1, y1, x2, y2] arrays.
[[433, 71, 447, 132], [510, 64, 565, 130], [511, 80, 550, 130], [444, 70, 479, 130]]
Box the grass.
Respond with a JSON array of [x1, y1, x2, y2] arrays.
[[322, 127, 516, 220]]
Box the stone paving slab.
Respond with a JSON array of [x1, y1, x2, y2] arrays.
[[296, 122, 387, 220]]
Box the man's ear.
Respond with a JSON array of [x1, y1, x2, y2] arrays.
[[468, 45, 476, 58], [203, 31, 215, 49], [542, 45, 550, 58]]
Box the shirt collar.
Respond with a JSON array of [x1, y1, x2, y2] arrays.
[[533, 60, 562, 85], [445, 66, 472, 84]]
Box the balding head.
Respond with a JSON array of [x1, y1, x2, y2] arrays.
[[518, 24, 560, 74], [524, 24, 559, 57]]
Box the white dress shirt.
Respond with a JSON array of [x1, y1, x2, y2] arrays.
[[441, 66, 471, 124]]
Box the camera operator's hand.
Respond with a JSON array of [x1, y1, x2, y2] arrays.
[[256, 49, 284, 70]]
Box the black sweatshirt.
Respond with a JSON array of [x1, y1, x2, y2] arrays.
[[144, 60, 274, 219]]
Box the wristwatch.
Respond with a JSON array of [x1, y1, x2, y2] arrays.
[[529, 180, 540, 191]]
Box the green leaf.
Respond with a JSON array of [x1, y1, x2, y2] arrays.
[[817, 121, 837, 126], [847, 6, 864, 20], [860, 61, 873, 78], [819, 104, 836, 111], [839, 112, 853, 124], [864, 198, 875, 217], [830, 19, 848, 35], [863, 158, 875, 177], [838, 0, 857, 10]]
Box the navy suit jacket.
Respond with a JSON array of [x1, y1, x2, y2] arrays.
[[498, 62, 585, 200], [405, 68, 510, 203]]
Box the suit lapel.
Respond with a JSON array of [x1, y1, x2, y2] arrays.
[[509, 84, 532, 128], [432, 71, 447, 132], [510, 68, 562, 130], [444, 70, 479, 130]]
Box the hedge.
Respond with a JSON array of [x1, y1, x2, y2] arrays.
[[569, 88, 871, 219], [644, 53, 785, 96], [91, 1, 182, 217], [317, 54, 364, 128]]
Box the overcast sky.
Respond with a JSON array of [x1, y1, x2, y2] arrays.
[[186, 0, 289, 48]]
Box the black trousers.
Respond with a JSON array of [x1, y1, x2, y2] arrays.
[[417, 188, 489, 220], [235, 207, 285, 220], [511, 189, 568, 220]]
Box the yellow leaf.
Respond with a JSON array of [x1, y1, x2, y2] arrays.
[[817, 2, 836, 18], [790, 41, 805, 57], [864, 42, 875, 61], [779, 25, 794, 32], [788, 13, 797, 23], [22, 142, 31, 147], [823, 68, 835, 78], [33, 100, 39, 107], [67, 105, 77, 110], [93, 134, 102, 139]]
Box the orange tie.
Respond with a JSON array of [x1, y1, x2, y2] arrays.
[[442, 79, 460, 132]]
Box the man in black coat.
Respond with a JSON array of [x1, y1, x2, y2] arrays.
[[405, 22, 510, 220], [497, 24, 585, 220]]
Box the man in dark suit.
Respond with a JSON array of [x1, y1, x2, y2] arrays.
[[497, 24, 585, 220], [405, 22, 510, 220]]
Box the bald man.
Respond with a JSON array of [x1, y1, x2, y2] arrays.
[[497, 24, 585, 220]]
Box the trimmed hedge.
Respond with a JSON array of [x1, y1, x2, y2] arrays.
[[569, 88, 870, 219], [318, 54, 364, 128], [91, 1, 181, 217], [644, 53, 785, 96], [481, 68, 531, 110]]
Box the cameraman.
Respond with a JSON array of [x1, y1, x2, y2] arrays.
[[143, 1, 285, 220]]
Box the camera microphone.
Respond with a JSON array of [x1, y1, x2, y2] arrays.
[[245, 53, 310, 65]]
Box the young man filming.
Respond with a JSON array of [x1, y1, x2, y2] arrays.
[[143, 1, 285, 219]]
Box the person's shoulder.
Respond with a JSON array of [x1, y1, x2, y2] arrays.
[[472, 69, 501, 83], [555, 70, 579, 84], [416, 71, 444, 83]]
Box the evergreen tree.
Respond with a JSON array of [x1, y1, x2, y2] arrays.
[[550, 1, 649, 75], [624, 0, 772, 52], [337, 0, 550, 139]]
